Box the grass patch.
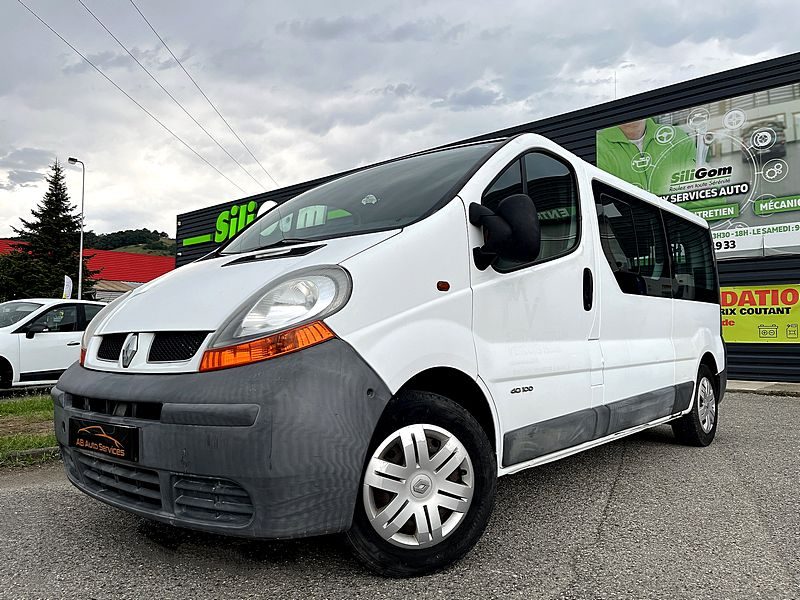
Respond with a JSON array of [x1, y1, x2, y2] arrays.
[[0, 395, 53, 418], [0, 395, 57, 466]]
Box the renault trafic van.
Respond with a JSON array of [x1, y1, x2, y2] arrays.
[[53, 133, 725, 577]]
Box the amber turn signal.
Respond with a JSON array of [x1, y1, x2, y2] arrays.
[[199, 321, 335, 372]]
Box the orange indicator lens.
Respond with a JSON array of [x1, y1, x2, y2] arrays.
[[200, 321, 335, 372]]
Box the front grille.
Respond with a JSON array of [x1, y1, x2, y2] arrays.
[[148, 332, 209, 362], [173, 477, 254, 525], [69, 396, 162, 421], [97, 333, 127, 361], [75, 452, 162, 510]]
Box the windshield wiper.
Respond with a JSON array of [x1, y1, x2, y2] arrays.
[[254, 237, 320, 251]]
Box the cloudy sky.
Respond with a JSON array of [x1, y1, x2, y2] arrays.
[[1, 0, 799, 238]]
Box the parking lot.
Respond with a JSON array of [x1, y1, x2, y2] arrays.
[[0, 391, 797, 600]]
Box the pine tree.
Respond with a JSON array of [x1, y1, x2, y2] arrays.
[[0, 161, 96, 301]]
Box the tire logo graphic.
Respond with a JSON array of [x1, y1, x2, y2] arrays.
[[723, 109, 746, 130]]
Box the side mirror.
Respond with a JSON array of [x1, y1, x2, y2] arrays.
[[25, 323, 47, 339], [469, 194, 541, 270]]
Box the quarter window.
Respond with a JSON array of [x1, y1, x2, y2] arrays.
[[594, 184, 672, 298]]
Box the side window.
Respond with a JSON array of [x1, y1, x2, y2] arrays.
[[663, 214, 718, 303], [483, 160, 523, 213], [481, 152, 580, 271], [82, 304, 104, 331], [29, 305, 78, 333], [594, 185, 672, 298], [524, 153, 580, 262]]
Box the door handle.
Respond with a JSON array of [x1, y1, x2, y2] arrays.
[[67, 341, 80, 346], [583, 268, 593, 311]]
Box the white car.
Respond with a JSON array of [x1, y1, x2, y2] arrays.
[[0, 299, 105, 388], [53, 134, 725, 576]]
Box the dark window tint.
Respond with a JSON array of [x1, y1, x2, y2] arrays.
[[30, 305, 78, 333], [663, 213, 718, 303], [483, 161, 523, 212], [595, 185, 671, 298], [525, 153, 579, 262], [83, 304, 104, 329], [482, 152, 580, 271]]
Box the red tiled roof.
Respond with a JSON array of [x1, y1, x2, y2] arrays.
[[0, 239, 174, 284]]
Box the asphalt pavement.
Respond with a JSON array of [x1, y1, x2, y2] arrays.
[[0, 391, 798, 600]]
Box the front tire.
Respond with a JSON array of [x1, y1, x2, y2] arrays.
[[672, 365, 718, 446], [347, 391, 496, 577]]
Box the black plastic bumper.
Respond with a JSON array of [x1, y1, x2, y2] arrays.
[[53, 338, 391, 539]]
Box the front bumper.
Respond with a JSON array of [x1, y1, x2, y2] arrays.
[[53, 338, 391, 539]]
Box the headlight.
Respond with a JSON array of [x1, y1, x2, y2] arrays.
[[80, 291, 131, 364], [200, 266, 351, 371]]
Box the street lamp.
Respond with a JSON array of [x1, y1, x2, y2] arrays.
[[67, 157, 85, 300]]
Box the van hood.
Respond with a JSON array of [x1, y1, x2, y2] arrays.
[[96, 231, 398, 335]]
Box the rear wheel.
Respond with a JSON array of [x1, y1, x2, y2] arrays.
[[0, 357, 12, 389], [347, 391, 496, 577], [672, 365, 718, 446]]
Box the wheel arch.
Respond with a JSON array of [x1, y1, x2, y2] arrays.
[[396, 367, 498, 452], [700, 351, 721, 392], [0, 355, 13, 388]]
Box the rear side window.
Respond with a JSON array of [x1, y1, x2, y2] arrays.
[[482, 151, 580, 271], [594, 185, 672, 298], [663, 213, 718, 303]]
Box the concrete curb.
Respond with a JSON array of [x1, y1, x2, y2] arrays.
[[728, 380, 800, 398], [2, 447, 59, 461]]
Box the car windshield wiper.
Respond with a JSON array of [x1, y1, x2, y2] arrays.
[[254, 237, 320, 251]]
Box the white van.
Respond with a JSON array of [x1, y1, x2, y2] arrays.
[[53, 134, 725, 577]]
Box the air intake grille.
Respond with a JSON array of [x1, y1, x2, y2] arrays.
[[148, 332, 209, 362], [70, 396, 162, 421], [75, 452, 162, 510], [97, 333, 127, 361], [173, 477, 254, 525]]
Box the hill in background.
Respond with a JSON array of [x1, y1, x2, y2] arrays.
[[83, 228, 176, 256]]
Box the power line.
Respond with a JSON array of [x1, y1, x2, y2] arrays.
[[128, 0, 281, 188], [15, 0, 246, 194], [75, 0, 267, 192]]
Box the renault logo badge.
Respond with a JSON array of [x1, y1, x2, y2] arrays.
[[121, 334, 138, 368]]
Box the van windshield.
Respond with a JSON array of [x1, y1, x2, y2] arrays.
[[220, 141, 503, 255]]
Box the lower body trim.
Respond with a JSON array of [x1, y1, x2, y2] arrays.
[[502, 382, 693, 467]]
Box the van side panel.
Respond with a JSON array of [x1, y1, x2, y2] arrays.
[[673, 299, 726, 388], [327, 199, 479, 395]]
